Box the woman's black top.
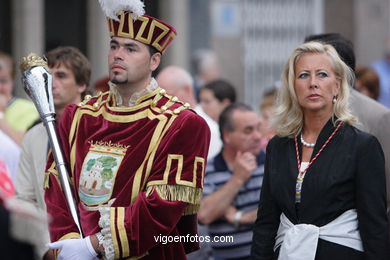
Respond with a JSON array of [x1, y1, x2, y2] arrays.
[[251, 119, 389, 260]]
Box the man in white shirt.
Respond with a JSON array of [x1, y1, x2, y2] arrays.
[[157, 65, 222, 160], [15, 46, 90, 259]]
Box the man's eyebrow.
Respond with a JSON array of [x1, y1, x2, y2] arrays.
[[110, 40, 138, 48], [110, 39, 118, 45], [123, 42, 139, 48]]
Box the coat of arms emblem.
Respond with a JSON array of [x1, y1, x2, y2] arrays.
[[79, 141, 128, 205]]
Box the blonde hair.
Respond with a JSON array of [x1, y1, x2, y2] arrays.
[[272, 41, 356, 137]]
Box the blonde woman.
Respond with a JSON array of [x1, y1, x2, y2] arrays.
[[251, 41, 389, 259]]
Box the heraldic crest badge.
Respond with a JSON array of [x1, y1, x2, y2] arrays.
[[79, 141, 128, 205]]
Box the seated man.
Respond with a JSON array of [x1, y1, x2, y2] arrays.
[[199, 103, 265, 260]]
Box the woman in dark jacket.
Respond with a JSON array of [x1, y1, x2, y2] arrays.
[[251, 41, 389, 260]]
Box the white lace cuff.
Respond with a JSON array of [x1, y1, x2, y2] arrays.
[[98, 206, 115, 260]]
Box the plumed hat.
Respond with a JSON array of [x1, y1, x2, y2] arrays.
[[98, 0, 177, 53]]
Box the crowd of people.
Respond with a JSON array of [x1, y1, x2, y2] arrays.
[[0, 1, 390, 260]]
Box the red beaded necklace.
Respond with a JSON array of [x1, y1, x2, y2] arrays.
[[294, 121, 343, 200], [295, 121, 343, 174]]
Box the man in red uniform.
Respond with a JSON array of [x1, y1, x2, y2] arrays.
[[45, 1, 210, 259]]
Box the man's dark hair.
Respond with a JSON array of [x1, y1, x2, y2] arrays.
[[45, 46, 91, 98], [203, 79, 237, 103], [219, 103, 253, 142], [304, 33, 356, 72], [148, 46, 159, 57]]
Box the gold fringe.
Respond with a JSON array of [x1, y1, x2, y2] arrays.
[[146, 184, 203, 215], [183, 204, 200, 216], [146, 184, 203, 204]]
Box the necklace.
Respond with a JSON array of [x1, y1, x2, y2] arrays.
[[300, 135, 315, 148], [294, 121, 343, 202]]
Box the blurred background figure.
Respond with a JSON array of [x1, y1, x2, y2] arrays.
[[199, 103, 264, 260], [191, 49, 221, 101], [157, 66, 219, 260], [0, 158, 34, 259], [355, 66, 380, 101], [259, 87, 277, 150], [0, 52, 39, 145], [371, 39, 390, 107], [15, 46, 90, 260], [199, 79, 237, 159], [157, 66, 197, 107], [0, 130, 20, 181], [157, 65, 222, 160], [0, 159, 47, 260], [200, 79, 236, 123]]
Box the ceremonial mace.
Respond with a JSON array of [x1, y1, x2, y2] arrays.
[[20, 53, 83, 236]]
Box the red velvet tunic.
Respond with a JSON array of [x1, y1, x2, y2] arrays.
[[44, 87, 210, 259]]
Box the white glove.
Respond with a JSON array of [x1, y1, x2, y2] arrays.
[[47, 236, 99, 260]]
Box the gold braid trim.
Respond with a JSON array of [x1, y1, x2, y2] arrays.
[[44, 161, 60, 189], [146, 184, 203, 215], [172, 104, 190, 115], [88, 140, 131, 150], [43, 172, 50, 189]]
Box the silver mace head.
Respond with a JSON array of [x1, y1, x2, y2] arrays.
[[20, 53, 55, 122]]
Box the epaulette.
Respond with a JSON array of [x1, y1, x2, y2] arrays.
[[78, 91, 109, 109], [151, 88, 191, 115]]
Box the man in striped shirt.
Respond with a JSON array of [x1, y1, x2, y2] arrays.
[[198, 103, 265, 260]]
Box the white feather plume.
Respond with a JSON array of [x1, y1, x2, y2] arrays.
[[98, 0, 145, 21]]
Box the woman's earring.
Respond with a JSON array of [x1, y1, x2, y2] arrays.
[[332, 96, 337, 104]]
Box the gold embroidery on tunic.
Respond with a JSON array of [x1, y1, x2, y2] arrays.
[[110, 208, 120, 259], [141, 115, 177, 188], [145, 185, 203, 215], [117, 207, 130, 258]]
